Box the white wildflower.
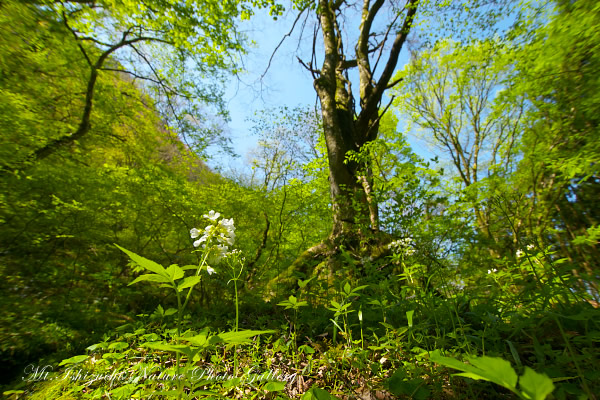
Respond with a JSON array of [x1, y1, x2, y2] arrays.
[[527, 244, 535, 251], [516, 249, 524, 258], [190, 228, 200, 239], [203, 210, 220, 221], [388, 238, 414, 256], [219, 218, 235, 231], [488, 268, 498, 274], [206, 266, 216, 275]]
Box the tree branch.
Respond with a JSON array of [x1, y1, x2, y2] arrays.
[[261, 7, 308, 81]]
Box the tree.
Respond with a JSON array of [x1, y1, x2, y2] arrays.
[[510, 0, 600, 285], [392, 39, 524, 254], [1, 0, 281, 172], [292, 0, 515, 249], [301, 0, 418, 241]]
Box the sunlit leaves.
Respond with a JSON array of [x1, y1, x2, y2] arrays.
[[430, 350, 555, 399]]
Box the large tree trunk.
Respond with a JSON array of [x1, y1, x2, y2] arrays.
[[311, 0, 418, 241]]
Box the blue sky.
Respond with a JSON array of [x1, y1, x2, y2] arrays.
[[207, 5, 447, 174], [209, 9, 318, 173]]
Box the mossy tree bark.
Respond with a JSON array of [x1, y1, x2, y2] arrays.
[[307, 0, 419, 242]]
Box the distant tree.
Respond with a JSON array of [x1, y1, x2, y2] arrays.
[[392, 39, 524, 254], [288, 0, 516, 252], [1, 0, 281, 172], [510, 0, 600, 284]]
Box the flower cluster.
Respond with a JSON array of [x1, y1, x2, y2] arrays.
[[516, 244, 536, 259], [190, 210, 236, 266], [388, 238, 415, 256]]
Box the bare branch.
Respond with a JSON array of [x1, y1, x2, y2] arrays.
[[297, 56, 320, 78], [261, 7, 308, 80]]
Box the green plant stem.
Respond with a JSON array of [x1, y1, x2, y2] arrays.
[[233, 277, 239, 375], [175, 248, 210, 400], [234, 279, 239, 332], [553, 314, 594, 399]]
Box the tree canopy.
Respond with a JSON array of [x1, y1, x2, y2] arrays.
[[1, 0, 599, 399]]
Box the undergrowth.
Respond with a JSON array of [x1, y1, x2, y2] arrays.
[[4, 212, 599, 399]]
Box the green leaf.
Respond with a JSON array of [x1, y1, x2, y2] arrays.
[[519, 367, 555, 400], [298, 344, 315, 354], [406, 309, 415, 328], [301, 386, 340, 399], [59, 355, 88, 366], [164, 308, 177, 316], [213, 330, 274, 344], [263, 381, 286, 392], [116, 244, 168, 278], [192, 390, 222, 397], [430, 350, 518, 393], [166, 264, 184, 281], [128, 273, 171, 286], [343, 282, 351, 294], [297, 276, 315, 288], [178, 276, 201, 292], [108, 342, 129, 351], [86, 342, 108, 351], [349, 285, 369, 295], [180, 333, 209, 347], [111, 384, 136, 399]]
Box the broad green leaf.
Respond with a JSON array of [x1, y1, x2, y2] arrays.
[[86, 342, 108, 351], [466, 355, 518, 389], [298, 344, 315, 354], [108, 342, 129, 351], [263, 381, 286, 391], [142, 342, 193, 357], [301, 386, 340, 399], [519, 367, 555, 400], [178, 276, 201, 292], [298, 276, 315, 288], [59, 355, 88, 366], [116, 244, 168, 277], [111, 384, 136, 399], [213, 330, 274, 344], [164, 308, 177, 316], [128, 273, 171, 286], [343, 282, 351, 294], [150, 390, 182, 398], [102, 352, 126, 360], [430, 350, 518, 392], [166, 264, 184, 281], [387, 370, 430, 400], [180, 333, 209, 347], [192, 390, 222, 397]]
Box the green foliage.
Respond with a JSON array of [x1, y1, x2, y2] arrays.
[[2, 0, 600, 399], [430, 350, 555, 400]]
